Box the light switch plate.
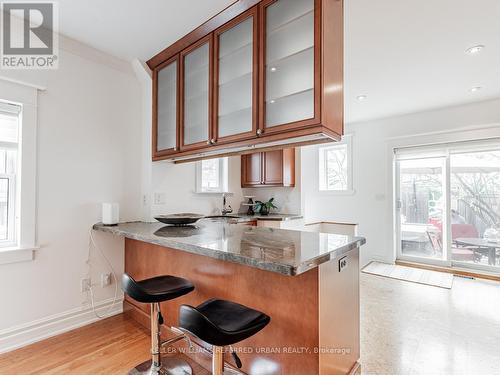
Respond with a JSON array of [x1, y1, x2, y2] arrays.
[[101, 273, 112, 287], [153, 192, 166, 205]]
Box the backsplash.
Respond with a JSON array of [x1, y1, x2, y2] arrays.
[[240, 187, 301, 214], [148, 151, 302, 220], [149, 157, 244, 220]]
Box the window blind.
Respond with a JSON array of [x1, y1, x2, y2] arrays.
[[394, 137, 500, 160]]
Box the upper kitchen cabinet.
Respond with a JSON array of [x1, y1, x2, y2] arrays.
[[213, 8, 258, 144], [152, 56, 179, 158], [149, 0, 343, 162], [241, 148, 295, 187], [259, 0, 317, 133], [180, 35, 212, 151]]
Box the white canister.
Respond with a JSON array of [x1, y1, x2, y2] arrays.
[[102, 203, 119, 225]]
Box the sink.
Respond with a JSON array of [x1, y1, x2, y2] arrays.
[[205, 215, 240, 219]]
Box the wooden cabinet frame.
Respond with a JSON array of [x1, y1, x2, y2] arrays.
[[257, 0, 322, 136], [241, 152, 262, 186], [152, 55, 180, 159], [179, 34, 214, 151], [212, 7, 259, 145], [149, 0, 343, 162], [241, 148, 295, 187]]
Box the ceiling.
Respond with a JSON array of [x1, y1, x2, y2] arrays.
[[345, 0, 500, 122], [54, 0, 500, 123], [56, 0, 234, 61]]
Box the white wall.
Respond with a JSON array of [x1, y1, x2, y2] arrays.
[[150, 157, 244, 218], [0, 39, 142, 350], [148, 148, 303, 218], [302, 98, 500, 267]]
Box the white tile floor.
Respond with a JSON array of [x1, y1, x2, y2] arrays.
[[360, 273, 500, 375]]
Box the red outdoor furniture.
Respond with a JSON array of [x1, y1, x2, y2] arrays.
[[451, 224, 479, 240]]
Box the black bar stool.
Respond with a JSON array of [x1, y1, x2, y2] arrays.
[[122, 273, 195, 375], [179, 298, 270, 375]]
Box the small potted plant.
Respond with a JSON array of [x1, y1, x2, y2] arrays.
[[254, 198, 277, 216]]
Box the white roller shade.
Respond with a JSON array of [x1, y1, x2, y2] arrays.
[[395, 137, 500, 160], [0, 102, 21, 116]]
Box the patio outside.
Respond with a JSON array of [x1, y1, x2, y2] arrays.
[[399, 149, 500, 268]]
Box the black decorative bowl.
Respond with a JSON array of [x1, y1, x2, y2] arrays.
[[154, 213, 204, 226]]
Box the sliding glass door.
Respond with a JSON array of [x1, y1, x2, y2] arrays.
[[450, 150, 500, 268], [396, 157, 448, 263], [396, 141, 500, 272]]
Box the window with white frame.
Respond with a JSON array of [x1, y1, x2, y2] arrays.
[[196, 157, 228, 193], [0, 102, 21, 247], [319, 135, 353, 192]]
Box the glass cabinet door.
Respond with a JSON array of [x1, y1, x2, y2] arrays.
[[155, 57, 178, 154], [214, 9, 257, 141], [262, 0, 316, 129], [181, 37, 211, 148]]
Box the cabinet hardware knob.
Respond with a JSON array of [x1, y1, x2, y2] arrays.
[[211, 139, 216, 144], [206, 140, 211, 145], [256, 129, 263, 136]]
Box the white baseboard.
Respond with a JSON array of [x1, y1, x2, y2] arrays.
[[0, 297, 123, 354]]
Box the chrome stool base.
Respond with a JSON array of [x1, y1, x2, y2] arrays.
[[128, 358, 192, 375]]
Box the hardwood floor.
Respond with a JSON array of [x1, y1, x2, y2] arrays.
[[3, 273, 500, 374], [0, 314, 209, 375]]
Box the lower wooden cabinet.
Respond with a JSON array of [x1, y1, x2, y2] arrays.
[[241, 148, 295, 187], [238, 220, 258, 227]]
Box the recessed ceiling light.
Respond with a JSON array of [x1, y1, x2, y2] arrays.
[[270, 99, 276, 104], [465, 45, 485, 55], [356, 95, 367, 101], [469, 86, 482, 92], [270, 67, 277, 72]]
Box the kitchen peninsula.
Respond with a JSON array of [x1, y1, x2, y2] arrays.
[[93, 220, 366, 374]]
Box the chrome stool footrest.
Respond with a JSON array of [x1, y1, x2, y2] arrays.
[[161, 326, 194, 353]]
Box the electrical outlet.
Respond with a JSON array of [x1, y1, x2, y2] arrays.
[[101, 273, 112, 287], [338, 256, 348, 272], [154, 192, 166, 205], [81, 278, 91, 292]]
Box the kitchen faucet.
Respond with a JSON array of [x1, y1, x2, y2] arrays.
[[221, 193, 233, 215]]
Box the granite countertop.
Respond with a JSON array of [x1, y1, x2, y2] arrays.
[[93, 220, 365, 276]]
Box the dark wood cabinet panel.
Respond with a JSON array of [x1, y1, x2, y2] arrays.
[[241, 152, 262, 186], [263, 150, 283, 185], [242, 148, 295, 187], [282, 147, 295, 186]]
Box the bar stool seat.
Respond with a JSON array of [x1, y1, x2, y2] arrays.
[[180, 298, 270, 346], [122, 273, 195, 375], [180, 298, 270, 374], [123, 274, 194, 303]]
